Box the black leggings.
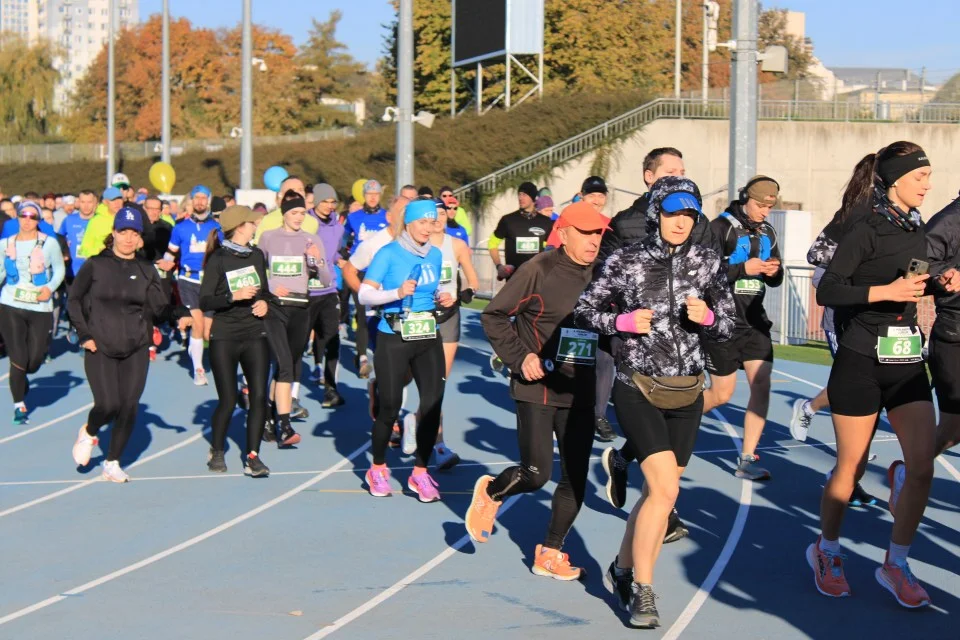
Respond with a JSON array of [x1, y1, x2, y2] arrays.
[[487, 402, 594, 550], [371, 331, 445, 466], [309, 293, 341, 388], [338, 286, 351, 325], [209, 338, 269, 455], [0, 306, 52, 403], [613, 381, 704, 467], [264, 303, 312, 384], [84, 347, 150, 462]]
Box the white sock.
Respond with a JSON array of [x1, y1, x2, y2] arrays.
[[292, 382, 300, 400], [888, 541, 910, 565], [802, 400, 815, 416], [14, 401, 25, 410], [819, 536, 841, 554], [188, 337, 204, 373]]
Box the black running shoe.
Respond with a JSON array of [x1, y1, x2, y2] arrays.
[[664, 508, 690, 544], [262, 419, 277, 443], [601, 447, 628, 509], [207, 448, 227, 473], [628, 583, 660, 628], [595, 416, 617, 442], [244, 452, 270, 477], [603, 560, 633, 611], [322, 387, 345, 408], [290, 398, 309, 420], [849, 482, 877, 506], [277, 421, 301, 448]]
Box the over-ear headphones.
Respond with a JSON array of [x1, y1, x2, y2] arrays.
[[738, 175, 781, 206]]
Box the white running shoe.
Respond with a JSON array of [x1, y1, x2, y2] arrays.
[[194, 368, 209, 386], [102, 460, 129, 483], [401, 412, 418, 455], [72, 424, 98, 466], [790, 399, 813, 442]]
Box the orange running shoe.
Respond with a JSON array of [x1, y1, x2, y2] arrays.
[[465, 475, 500, 543], [876, 556, 931, 609], [532, 545, 583, 581], [806, 537, 850, 598]]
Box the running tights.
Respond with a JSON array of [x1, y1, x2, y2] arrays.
[[264, 303, 312, 384], [487, 402, 594, 550], [371, 331, 445, 467], [0, 306, 52, 403], [595, 348, 616, 418], [309, 294, 341, 388], [209, 338, 269, 454], [84, 347, 150, 462]]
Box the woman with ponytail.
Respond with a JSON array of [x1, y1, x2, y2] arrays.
[[808, 141, 960, 608]]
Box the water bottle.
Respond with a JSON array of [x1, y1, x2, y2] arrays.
[[402, 264, 422, 317]]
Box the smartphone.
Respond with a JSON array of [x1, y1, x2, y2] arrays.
[[907, 258, 929, 278]]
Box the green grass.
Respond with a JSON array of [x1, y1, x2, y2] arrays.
[[773, 342, 833, 367], [462, 298, 490, 311]]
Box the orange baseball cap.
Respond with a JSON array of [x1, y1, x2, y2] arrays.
[[546, 201, 610, 247]]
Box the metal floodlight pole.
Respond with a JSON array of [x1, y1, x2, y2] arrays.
[[396, 0, 414, 188], [240, 0, 253, 190], [161, 0, 170, 165], [674, 0, 682, 98], [106, 0, 116, 186], [727, 0, 758, 202]]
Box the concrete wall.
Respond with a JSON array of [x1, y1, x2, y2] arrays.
[[471, 119, 960, 253]]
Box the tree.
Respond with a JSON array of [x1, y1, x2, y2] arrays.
[[758, 6, 813, 82], [933, 73, 960, 103], [0, 33, 60, 143]]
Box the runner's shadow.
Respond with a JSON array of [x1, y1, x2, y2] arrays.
[[25, 370, 86, 411]]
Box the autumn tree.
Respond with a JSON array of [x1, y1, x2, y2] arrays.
[[0, 33, 61, 143], [297, 10, 369, 126]]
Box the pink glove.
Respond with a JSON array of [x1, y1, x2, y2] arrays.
[[701, 309, 716, 327], [5, 242, 15, 260], [29, 246, 45, 275], [616, 310, 652, 334]]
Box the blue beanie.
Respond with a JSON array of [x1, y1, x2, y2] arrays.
[[404, 199, 438, 225], [190, 185, 211, 198]]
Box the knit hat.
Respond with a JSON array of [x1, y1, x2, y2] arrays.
[[535, 195, 554, 210], [312, 183, 337, 203], [518, 182, 538, 201]]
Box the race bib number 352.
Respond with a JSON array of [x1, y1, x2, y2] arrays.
[[876, 326, 923, 364], [226, 266, 261, 293], [271, 255, 303, 277], [556, 328, 598, 365]]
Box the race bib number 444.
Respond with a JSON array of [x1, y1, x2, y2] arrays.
[[876, 326, 923, 364], [271, 255, 303, 277], [556, 328, 598, 365], [226, 266, 261, 293]]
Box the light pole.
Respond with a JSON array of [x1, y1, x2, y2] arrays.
[[106, 0, 116, 186], [674, 0, 682, 98], [395, 0, 414, 189], [728, 0, 759, 202], [161, 0, 170, 165], [240, 0, 253, 190]]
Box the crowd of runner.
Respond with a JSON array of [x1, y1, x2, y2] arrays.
[[4, 140, 958, 629]]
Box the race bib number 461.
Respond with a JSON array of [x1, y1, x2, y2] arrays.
[[876, 326, 922, 364], [271, 255, 303, 277], [226, 266, 261, 293], [556, 328, 598, 365]]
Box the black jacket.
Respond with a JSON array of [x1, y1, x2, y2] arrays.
[[200, 246, 273, 341], [924, 196, 960, 342], [68, 250, 170, 358]]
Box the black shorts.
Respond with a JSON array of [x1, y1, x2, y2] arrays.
[[438, 307, 461, 344], [177, 280, 213, 318], [703, 326, 773, 376], [828, 346, 931, 417], [612, 380, 704, 467], [929, 338, 960, 414]]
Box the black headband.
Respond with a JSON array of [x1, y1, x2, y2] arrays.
[[877, 151, 930, 187], [281, 195, 306, 213]]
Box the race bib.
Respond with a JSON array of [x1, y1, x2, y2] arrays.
[[515, 237, 540, 254], [734, 278, 764, 295], [556, 328, 598, 365], [271, 255, 304, 277], [226, 265, 261, 293], [13, 284, 40, 304], [876, 326, 922, 364], [400, 311, 437, 341], [308, 277, 324, 290], [440, 262, 454, 285]]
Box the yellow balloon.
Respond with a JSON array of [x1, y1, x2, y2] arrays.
[[149, 162, 176, 193], [352, 179, 368, 204]]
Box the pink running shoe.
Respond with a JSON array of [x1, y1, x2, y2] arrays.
[[407, 471, 440, 503], [365, 466, 393, 497]]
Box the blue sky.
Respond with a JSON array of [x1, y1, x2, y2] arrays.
[[140, 1, 960, 81]]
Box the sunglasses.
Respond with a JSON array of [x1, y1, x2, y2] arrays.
[[18, 211, 39, 219]]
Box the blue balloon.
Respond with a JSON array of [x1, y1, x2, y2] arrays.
[[263, 166, 289, 192]]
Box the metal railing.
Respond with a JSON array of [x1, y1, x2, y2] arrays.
[[453, 97, 960, 204], [0, 128, 356, 166]]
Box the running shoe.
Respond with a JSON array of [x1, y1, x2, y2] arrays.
[[321, 387, 345, 408], [152, 326, 162, 347], [207, 448, 227, 473], [277, 422, 301, 448], [628, 582, 660, 628], [262, 418, 277, 443], [149, 347, 157, 362], [887, 460, 905, 517], [465, 475, 500, 543], [102, 460, 130, 483], [401, 412, 418, 455], [388, 422, 402, 448], [309, 365, 323, 383], [850, 483, 877, 507], [790, 398, 813, 442], [664, 508, 690, 544], [365, 466, 393, 497], [603, 560, 633, 611], [194, 368, 209, 386], [876, 555, 931, 608], [358, 355, 373, 379], [595, 416, 617, 442], [72, 424, 98, 466], [237, 385, 250, 411], [531, 545, 582, 581], [407, 471, 440, 503], [243, 452, 270, 478], [13, 406, 28, 425], [490, 353, 504, 373], [601, 446, 628, 509], [806, 536, 851, 598], [290, 398, 309, 420], [434, 444, 461, 471], [735, 453, 771, 481]]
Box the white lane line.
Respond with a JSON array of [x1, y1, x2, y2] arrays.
[[0, 429, 206, 519], [772, 367, 824, 391], [304, 494, 522, 640], [0, 403, 94, 445], [662, 408, 753, 640], [0, 440, 372, 626]]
